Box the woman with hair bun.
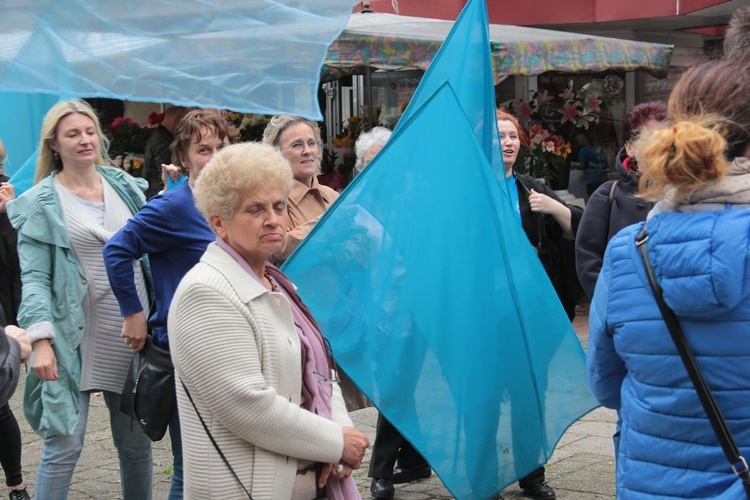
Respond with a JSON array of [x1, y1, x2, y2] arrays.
[[587, 59, 750, 499]]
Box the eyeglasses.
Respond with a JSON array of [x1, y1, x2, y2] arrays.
[[281, 140, 319, 152], [313, 370, 340, 386]]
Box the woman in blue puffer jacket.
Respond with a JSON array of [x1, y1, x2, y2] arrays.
[[588, 58, 750, 499]]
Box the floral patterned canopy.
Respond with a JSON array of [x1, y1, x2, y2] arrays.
[[322, 13, 673, 82]]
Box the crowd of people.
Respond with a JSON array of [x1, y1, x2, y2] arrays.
[[0, 5, 748, 500]]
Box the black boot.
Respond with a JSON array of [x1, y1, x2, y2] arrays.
[[370, 478, 395, 500], [522, 481, 556, 500]]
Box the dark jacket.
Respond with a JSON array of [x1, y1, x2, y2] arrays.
[[516, 174, 584, 319], [142, 125, 173, 199], [0, 174, 21, 326], [575, 148, 653, 298]]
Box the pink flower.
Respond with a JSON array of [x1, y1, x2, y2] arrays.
[[586, 96, 602, 113], [109, 116, 124, 129], [517, 100, 534, 123], [536, 90, 553, 105], [560, 102, 580, 125], [576, 114, 596, 129], [559, 88, 575, 100], [148, 111, 165, 126]]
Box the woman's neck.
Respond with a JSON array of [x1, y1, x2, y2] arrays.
[[251, 261, 275, 291], [296, 176, 313, 188], [57, 165, 103, 201]]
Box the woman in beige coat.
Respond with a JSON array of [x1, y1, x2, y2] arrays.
[[168, 142, 369, 499]]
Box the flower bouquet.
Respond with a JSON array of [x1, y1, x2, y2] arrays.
[[506, 81, 601, 183], [104, 117, 153, 157], [226, 112, 270, 142]]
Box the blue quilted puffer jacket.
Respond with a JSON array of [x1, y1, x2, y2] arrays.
[[588, 208, 750, 499]]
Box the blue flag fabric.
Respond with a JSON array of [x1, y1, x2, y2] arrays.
[[282, 0, 598, 498], [0, 0, 354, 119], [0, 92, 57, 178]]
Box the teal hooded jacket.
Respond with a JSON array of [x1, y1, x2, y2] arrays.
[[7, 166, 150, 438]]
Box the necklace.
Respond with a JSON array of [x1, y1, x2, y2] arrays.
[[263, 268, 279, 292], [57, 171, 103, 202]]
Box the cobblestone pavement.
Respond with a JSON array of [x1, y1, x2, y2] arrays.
[[10, 300, 617, 499]]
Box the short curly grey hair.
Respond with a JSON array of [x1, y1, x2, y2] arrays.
[[193, 142, 294, 230], [354, 126, 392, 174], [262, 115, 322, 148]]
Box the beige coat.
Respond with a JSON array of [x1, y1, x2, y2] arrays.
[[168, 243, 351, 499], [275, 176, 339, 261]]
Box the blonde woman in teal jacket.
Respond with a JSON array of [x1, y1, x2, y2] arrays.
[[7, 100, 153, 500]]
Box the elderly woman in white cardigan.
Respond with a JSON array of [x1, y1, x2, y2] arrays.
[[168, 142, 369, 500]]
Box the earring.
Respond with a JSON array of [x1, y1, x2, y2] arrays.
[[53, 151, 59, 161]]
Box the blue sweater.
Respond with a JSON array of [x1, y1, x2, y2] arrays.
[[103, 182, 214, 349], [588, 209, 750, 498]]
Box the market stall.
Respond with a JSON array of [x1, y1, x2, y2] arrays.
[[322, 12, 673, 82]]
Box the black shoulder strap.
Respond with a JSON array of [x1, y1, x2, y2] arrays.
[[636, 227, 750, 498], [181, 380, 253, 499], [515, 175, 544, 252]]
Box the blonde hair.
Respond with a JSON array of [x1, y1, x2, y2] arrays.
[[636, 60, 750, 201], [35, 100, 110, 185], [193, 142, 294, 230], [636, 119, 729, 201]]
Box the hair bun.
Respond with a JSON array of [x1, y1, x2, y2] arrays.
[[667, 121, 728, 184], [637, 119, 730, 200]]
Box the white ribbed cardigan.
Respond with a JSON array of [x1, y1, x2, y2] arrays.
[[168, 243, 351, 499]]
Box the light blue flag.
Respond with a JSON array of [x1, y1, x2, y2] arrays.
[[0, 0, 355, 120], [7, 151, 39, 197], [0, 92, 57, 177], [282, 0, 598, 498]]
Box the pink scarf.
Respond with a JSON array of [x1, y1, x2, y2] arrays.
[[216, 239, 360, 499]]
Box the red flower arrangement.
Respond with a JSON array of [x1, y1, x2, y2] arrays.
[[104, 116, 155, 156]]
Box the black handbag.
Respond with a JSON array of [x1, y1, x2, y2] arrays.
[[637, 227, 750, 498], [0, 329, 21, 407], [120, 336, 176, 442]]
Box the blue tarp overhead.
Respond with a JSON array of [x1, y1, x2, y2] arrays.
[[0, 0, 355, 119], [283, 0, 598, 498]]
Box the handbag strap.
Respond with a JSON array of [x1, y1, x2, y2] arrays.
[[636, 226, 750, 497], [181, 380, 253, 499]]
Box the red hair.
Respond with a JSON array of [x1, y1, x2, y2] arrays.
[[496, 108, 528, 146]]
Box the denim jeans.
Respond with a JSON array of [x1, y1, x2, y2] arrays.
[[167, 407, 183, 500], [34, 390, 153, 500]]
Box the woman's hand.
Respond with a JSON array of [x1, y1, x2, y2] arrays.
[[317, 426, 367, 488], [528, 189, 562, 215], [340, 426, 370, 469], [318, 461, 353, 488], [5, 325, 31, 362], [0, 182, 16, 213], [122, 312, 148, 352], [161, 164, 184, 184], [32, 339, 58, 381], [529, 189, 574, 238]]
